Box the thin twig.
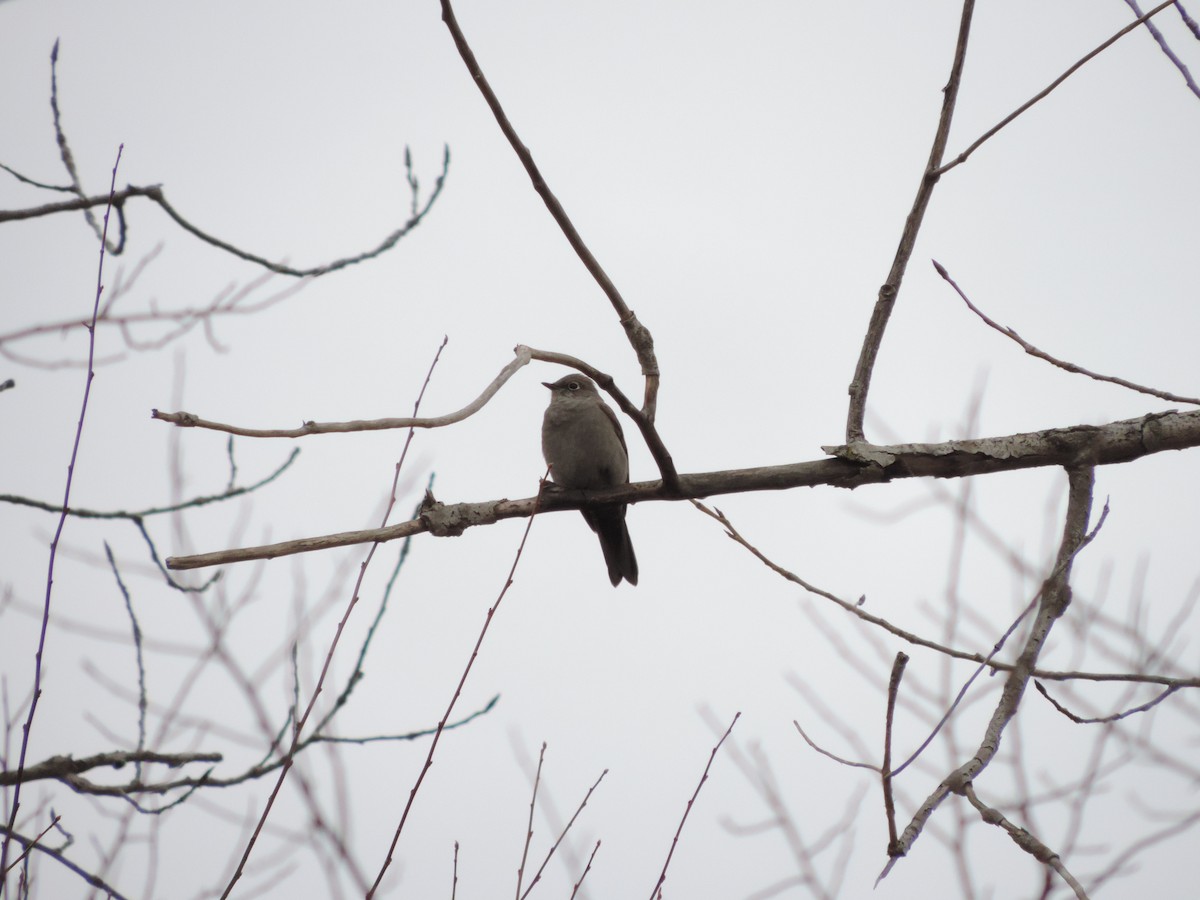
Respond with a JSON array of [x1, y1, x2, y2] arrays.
[[0, 824, 132, 900], [515, 742, 547, 900], [1, 448, 300, 519], [934, 259, 1200, 405], [568, 842, 601, 900], [519, 769, 608, 900], [648, 711, 740, 899], [152, 346, 531, 437], [367, 469, 549, 898], [1035, 681, 1181, 724], [103, 544, 147, 776], [0, 143, 123, 883], [1123, 0, 1200, 96], [792, 720, 879, 772], [935, 1, 1177, 175]]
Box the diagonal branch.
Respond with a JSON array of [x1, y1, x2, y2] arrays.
[[935, 1, 1177, 175], [438, 0, 662, 419], [844, 0, 976, 442], [934, 260, 1200, 405]]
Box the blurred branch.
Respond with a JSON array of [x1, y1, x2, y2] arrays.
[[220, 338, 449, 899], [961, 783, 1089, 899], [887, 467, 1097, 878], [0, 751, 222, 787], [0, 254, 310, 370]]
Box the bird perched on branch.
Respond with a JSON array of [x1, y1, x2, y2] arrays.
[[541, 374, 638, 586]]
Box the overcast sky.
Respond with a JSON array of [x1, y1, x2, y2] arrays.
[[3, 2, 1200, 898]]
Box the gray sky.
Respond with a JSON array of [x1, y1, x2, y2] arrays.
[[3, 1, 1199, 897]]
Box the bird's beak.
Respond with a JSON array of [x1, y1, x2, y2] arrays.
[[542, 382, 554, 389]]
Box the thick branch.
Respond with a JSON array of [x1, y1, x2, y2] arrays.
[[166, 408, 1200, 570], [0, 751, 222, 787]]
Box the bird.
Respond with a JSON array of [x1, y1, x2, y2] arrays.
[[541, 374, 639, 586]]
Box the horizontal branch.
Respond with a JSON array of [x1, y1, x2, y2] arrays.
[[166, 408, 1200, 570], [0, 147, 448, 277], [0, 750, 222, 786]]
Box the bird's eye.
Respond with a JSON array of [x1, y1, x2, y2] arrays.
[[567, 381, 580, 391]]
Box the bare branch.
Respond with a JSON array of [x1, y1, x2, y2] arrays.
[[961, 784, 1090, 899], [792, 720, 880, 773], [935, 259, 1200, 405], [1122, 0, 1200, 97], [438, 0, 662, 418], [882, 653, 909, 855], [165, 408, 1200, 571], [844, 0, 976, 441], [648, 712, 740, 899], [152, 346, 530, 437], [935, 1, 1177, 175], [0, 824, 133, 900], [367, 470, 549, 898], [519, 767, 608, 900], [0, 144, 124, 881], [1034, 681, 1181, 724], [889, 467, 1097, 865]]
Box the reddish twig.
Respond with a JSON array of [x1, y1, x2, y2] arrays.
[[514, 742, 547, 900], [568, 841, 601, 900], [367, 468, 549, 897], [520, 768, 608, 900], [648, 711, 740, 899]]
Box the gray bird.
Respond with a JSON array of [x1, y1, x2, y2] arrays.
[[541, 374, 639, 586]]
